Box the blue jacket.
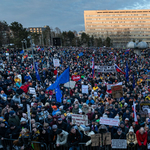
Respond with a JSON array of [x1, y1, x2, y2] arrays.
[[86, 100, 95, 105], [52, 109, 60, 116]]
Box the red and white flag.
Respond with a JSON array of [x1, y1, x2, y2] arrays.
[[133, 101, 138, 124]]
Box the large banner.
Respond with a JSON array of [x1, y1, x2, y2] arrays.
[[53, 59, 60, 67], [97, 66, 116, 73], [100, 117, 120, 126], [111, 85, 123, 98], [82, 85, 88, 94], [72, 114, 88, 125]]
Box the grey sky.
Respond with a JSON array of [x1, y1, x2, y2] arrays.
[[0, 0, 150, 32]]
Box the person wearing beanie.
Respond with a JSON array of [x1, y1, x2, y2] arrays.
[[20, 117, 29, 129], [59, 106, 65, 115], [52, 105, 60, 116], [56, 129, 69, 147], [8, 110, 20, 126], [126, 126, 137, 149], [81, 103, 89, 115]]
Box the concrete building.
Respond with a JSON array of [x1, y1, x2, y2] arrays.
[[84, 9, 150, 48]]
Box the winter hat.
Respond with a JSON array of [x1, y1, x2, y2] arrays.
[[57, 129, 62, 134], [124, 103, 128, 106], [129, 126, 134, 133], [52, 105, 57, 109], [20, 118, 27, 123], [52, 125, 58, 130], [59, 106, 63, 110], [120, 121, 125, 125], [9, 110, 15, 116], [67, 100, 71, 103], [125, 118, 129, 121], [84, 127, 90, 132]]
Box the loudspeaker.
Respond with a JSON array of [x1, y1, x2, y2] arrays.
[[53, 38, 61, 46]]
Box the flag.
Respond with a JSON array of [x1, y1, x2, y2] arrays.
[[133, 74, 135, 88], [30, 64, 33, 69], [92, 57, 94, 78], [34, 62, 41, 81], [55, 75, 62, 103], [20, 50, 24, 54], [41, 48, 44, 51], [37, 47, 41, 51], [46, 67, 70, 90], [124, 49, 130, 55], [133, 101, 138, 124], [114, 56, 117, 61], [78, 52, 83, 57], [126, 61, 129, 82], [115, 64, 125, 75], [106, 82, 122, 93]]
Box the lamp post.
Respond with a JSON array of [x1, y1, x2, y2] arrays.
[[21, 40, 24, 50]]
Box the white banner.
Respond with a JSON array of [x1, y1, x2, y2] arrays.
[[72, 114, 88, 125], [53, 59, 60, 67], [100, 117, 120, 126], [112, 139, 127, 149], [82, 85, 88, 94], [97, 66, 116, 73]]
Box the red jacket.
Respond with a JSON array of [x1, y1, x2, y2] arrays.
[[136, 130, 147, 146], [20, 84, 29, 93]]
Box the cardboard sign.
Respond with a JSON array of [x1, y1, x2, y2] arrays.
[[53, 59, 60, 67], [82, 85, 88, 94], [100, 117, 120, 126], [91, 132, 111, 147], [111, 85, 123, 98], [140, 102, 150, 115], [72, 114, 88, 125], [112, 139, 127, 149], [29, 87, 36, 95]]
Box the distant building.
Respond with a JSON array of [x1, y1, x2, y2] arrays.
[[84, 9, 150, 48]]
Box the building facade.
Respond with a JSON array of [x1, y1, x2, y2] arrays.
[[26, 26, 48, 34], [84, 9, 150, 48]]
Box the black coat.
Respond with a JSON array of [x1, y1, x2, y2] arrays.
[[113, 132, 126, 139]]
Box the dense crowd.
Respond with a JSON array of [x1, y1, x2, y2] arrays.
[[0, 47, 149, 150]]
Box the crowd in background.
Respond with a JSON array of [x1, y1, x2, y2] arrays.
[[0, 47, 149, 150]]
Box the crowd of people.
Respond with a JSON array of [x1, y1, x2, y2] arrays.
[[0, 47, 149, 150]]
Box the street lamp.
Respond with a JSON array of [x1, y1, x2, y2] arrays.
[[21, 40, 24, 50]]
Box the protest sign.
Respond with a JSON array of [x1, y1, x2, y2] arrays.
[[148, 143, 150, 149], [82, 85, 88, 94], [72, 114, 88, 125], [29, 87, 36, 95], [53, 59, 60, 67], [111, 85, 123, 98], [64, 81, 76, 89], [140, 102, 150, 116], [91, 132, 111, 147], [112, 139, 127, 149], [97, 66, 116, 73], [100, 117, 120, 126], [71, 75, 81, 81]]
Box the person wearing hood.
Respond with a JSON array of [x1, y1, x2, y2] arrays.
[[8, 110, 20, 126], [126, 126, 137, 149], [56, 129, 68, 148], [80, 126, 95, 146], [81, 103, 89, 114]]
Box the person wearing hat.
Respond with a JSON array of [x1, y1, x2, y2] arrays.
[[126, 126, 137, 149], [52, 105, 60, 116], [80, 126, 95, 146], [68, 127, 81, 150], [119, 121, 129, 134], [57, 117, 68, 132], [123, 109, 131, 121], [59, 106, 65, 115], [81, 103, 89, 115], [20, 117, 29, 129], [8, 110, 20, 126], [113, 128, 126, 139], [56, 129, 69, 148], [136, 127, 147, 150]]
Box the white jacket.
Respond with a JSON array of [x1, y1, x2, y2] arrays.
[[79, 125, 95, 146], [56, 130, 69, 145]]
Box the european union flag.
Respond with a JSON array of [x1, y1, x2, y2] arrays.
[[46, 67, 69, 90], [126, 61, 129, 82], [78, 52, 83, 57], [34, 62, 41, 81], [55, 75, 62, 103], [20, 50, 24, 54]]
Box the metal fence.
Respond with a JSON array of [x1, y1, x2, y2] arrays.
[[0, 139, 144, 150]]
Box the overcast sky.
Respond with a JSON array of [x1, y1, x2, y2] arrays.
[[1, 0, 150, 32]]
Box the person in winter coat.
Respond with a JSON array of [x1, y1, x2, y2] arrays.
[[8, 110, 20, 126], [81, 103, 89, 114], [72, 104, 80, 114], [126, 126, 137, 149], [136, 127, 147, 150], [113, 128, 126, 139], [56, 129, 68, 147], [52, 105, 60, 116], [119, 121, 129, 134], [80, 126, 95, 146], [68, 127, 81, 150], [57, 117, 68, 131], [86, 108, 94, 121]]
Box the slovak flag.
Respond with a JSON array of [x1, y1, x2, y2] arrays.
[[92, 57, 95, 78], [37, 47, 41, 51], [115, 64, 125, 75], [114, 56, 117, 61], [133, 101, 138, 124]]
